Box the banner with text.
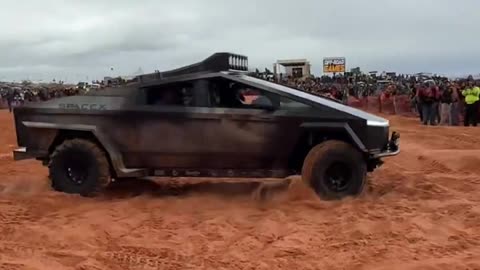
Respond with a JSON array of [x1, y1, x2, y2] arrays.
[[323, 57, 346, 73]]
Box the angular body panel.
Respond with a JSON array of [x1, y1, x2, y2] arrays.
[[12, 53, 400, 179]]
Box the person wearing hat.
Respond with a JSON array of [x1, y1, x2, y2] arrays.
[[461, 80, 480, 126]]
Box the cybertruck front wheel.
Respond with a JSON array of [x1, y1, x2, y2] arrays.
[[302, 140, 367, 200], [49, 139, 111, 196]]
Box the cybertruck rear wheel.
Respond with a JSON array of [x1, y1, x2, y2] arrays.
[[49, 139, 111, 196], [302, 140, 366, 200]]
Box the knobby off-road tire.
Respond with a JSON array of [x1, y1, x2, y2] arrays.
[[301, 140, 367, 200], [48, 139, 111, 196]]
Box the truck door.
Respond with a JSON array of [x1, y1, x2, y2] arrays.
[[125, 80, 222, 170], [205, 79, 298, 170], [126, 78, 301, 172]]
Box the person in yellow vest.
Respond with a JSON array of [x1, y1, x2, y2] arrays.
[[462, 80, 480, 126]]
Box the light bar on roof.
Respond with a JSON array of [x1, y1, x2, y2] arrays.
[[228, 54, 248, 71], [136, 52, 250, 81]]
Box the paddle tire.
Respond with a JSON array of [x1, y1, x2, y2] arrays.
[[48, 139, 111, 196], [302, 140, 367, 200]]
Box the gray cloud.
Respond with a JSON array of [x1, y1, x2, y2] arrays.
[[1, 0, 479, 82]]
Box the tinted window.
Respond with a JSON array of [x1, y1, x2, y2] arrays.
[[209, 79, 277, 109], [280, 96, 311, 109], [144, 83, 194, 106]]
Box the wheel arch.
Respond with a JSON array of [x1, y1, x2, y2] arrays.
[[48, 129, 116, 177], [22, 121, 146, 178], [288, 122, 367, 172]]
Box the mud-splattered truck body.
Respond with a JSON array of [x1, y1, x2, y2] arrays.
[[12, 53, 400, 200]]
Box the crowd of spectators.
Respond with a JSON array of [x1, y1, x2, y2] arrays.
[[251, 70, 480, 127], [0, 82, 84, 112], [251, 70, 448, 100], [413, 79, 480, 127], [2, 71, 480, 127]]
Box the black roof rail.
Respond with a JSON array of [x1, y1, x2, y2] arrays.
[[136, 52, 248, 83]]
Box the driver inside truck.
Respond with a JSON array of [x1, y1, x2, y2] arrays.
[[235, 86, 273, 108]]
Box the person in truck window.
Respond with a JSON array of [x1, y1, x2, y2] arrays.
[[251, 92, 272, 107]]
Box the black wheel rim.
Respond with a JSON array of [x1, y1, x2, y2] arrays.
[[62, 151, 90, 186], [324, 162, 352, 192]]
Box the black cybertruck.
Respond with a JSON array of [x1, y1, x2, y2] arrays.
[[12, 52, 400, 200]]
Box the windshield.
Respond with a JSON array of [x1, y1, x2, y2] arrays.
[[239, 75, 389, 126]]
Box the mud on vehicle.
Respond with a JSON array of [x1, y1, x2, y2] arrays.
[[12, 52, 400, 200]]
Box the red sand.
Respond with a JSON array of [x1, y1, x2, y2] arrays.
[[0, 110, 480, 270]]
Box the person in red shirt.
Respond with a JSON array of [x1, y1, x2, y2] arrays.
[[431, 83, 441, 124], [418, 81, 440, 125]]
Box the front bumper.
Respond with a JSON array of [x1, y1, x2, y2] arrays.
[[372, 131, 400, 158]]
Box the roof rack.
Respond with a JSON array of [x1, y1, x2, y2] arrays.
[[136, 52, 248, 83]]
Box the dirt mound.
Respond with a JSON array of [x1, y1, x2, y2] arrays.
[[0, 111, 479, 269]]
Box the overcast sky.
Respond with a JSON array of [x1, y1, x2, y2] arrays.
[[1, 0, 479, 82]]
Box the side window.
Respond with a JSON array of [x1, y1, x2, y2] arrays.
[[144, 83, 194, 107], [141, 79, 312, 109], [279, 96, 312, 109], [209, 78, 311, 110], [210, 80, 278, 109]]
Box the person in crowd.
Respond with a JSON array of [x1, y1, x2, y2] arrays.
[[409, 86, 417, 114], [331, 85, 341, 100], [461, 80, 480, 126], [6, 89, 16, 113], [431, 82, 441, 124], [418, 81, 439, 125], [415, 83, 424, 122], [439, 83, 456, 125], [449, 83, 461, 126]]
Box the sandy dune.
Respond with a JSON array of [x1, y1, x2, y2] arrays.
[[0, 110, 479, 270]]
